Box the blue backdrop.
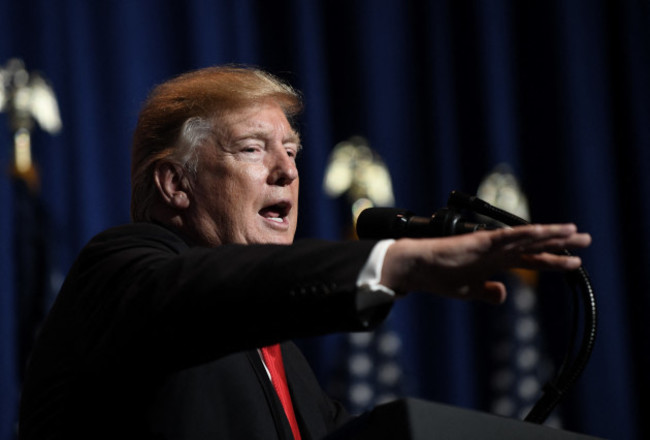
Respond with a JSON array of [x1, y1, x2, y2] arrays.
[[1, 1, 648, 439]]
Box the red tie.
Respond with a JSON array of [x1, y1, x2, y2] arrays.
[[260, 344, 302, 440]]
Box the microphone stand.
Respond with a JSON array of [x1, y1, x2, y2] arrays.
[[447, 191, 597, 424]]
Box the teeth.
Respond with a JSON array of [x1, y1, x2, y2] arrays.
[[268, 217, 283, 223]]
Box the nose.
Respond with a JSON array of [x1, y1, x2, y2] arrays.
[[267, 148, 298, 186]]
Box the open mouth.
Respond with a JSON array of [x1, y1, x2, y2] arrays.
[[259, 201, 291, 224]]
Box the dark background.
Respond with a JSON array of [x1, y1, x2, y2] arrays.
[[1, 1, 648, 439]]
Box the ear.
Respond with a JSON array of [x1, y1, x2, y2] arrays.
[[153, 161, 191, 210]]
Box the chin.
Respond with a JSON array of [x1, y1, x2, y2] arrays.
[[266, 236, 294, 245], [246, 233, 293, 245]]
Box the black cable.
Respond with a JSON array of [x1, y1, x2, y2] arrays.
[[555, 269, 580, 381]]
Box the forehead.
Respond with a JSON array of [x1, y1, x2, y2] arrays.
[[217, 101, 299, 141]]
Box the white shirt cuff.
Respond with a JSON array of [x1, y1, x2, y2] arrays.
[[355, 239, 396, 310]]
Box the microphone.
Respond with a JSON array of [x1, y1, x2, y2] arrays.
[[356, 207, 500, 239]]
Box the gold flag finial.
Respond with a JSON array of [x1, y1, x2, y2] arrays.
[[1, 58, 62, 190], [323, 136, 395, 234]]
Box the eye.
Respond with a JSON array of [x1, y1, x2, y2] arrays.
[[285, 144, 300, 159], [241, 144, 262, 154], [235, 143, 264, 162]]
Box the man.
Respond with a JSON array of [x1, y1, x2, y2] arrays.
[[18, 66, 590, 440]]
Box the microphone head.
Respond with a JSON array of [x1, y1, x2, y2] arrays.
[[356, 207, 413, 239]]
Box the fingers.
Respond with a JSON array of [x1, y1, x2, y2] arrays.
[[521, 234, 592, 254], [488, 224, 572, 245], [490, 224, 591, 256], [518, 252, 583, 271]]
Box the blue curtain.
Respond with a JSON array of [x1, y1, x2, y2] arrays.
[[1, 1, 648, 439]]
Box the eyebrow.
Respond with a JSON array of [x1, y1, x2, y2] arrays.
[[232, 129, 302, 150]]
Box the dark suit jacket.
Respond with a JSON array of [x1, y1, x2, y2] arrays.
[[18, 223, 392, 440]]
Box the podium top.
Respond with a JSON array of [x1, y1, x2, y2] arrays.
[[325, 398, 606, 440]]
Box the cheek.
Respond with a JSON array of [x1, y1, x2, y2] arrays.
[[227, 168, 267, 208], [246, 166, 269, 183], [219, 164, 264, 195]]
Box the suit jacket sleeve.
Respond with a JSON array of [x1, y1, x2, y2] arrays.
[[45, 222, 393, 374]]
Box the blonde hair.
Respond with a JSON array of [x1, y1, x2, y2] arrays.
[[130, 65, 302, 222]]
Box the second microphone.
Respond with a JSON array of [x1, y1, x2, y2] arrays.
[[356, 207, 500, 239]]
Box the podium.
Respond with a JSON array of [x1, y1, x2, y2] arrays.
[[325, 398, 605, 440]]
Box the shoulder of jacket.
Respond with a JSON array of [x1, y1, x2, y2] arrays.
[[84, 222, 190, 255]]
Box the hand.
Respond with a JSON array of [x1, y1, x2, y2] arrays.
[[380, 224, 592, 304]]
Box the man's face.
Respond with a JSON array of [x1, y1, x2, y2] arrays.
[[186, 101, 300, 246]]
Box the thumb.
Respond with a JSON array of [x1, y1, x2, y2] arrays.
[[480, 281, 507, 304]]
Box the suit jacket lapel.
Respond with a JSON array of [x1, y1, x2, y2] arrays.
[[246, 349, 295, 440], [282, 343, 333, 440]]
